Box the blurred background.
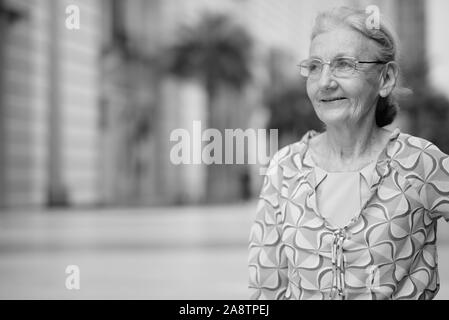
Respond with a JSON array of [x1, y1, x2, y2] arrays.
[[1, 0, 449, 299]]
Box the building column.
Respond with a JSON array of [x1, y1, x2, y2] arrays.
[[0, 8, 7, 208], [47, 0, 69, 207], [0, 1, 26, 208], [396, 0, 427, 85]]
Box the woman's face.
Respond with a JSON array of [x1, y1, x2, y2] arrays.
[[306, 27, 383, 127]]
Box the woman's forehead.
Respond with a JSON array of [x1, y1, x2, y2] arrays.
[[309, 28, 376, 59]]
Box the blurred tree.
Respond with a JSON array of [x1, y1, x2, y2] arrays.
[[401, 86, 449, 154], [395, 54, 449, 154], [166, 13, 252, 103], [165, 13, 253, 203]]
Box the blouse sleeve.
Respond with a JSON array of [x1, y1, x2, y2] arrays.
[[248, 155, 288, 299], [417, 143, 449, 222]]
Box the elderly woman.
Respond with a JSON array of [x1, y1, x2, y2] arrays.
[[248, 7, 449, 300]]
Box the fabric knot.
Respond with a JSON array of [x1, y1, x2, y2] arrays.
[[330, 229, 347, 300]]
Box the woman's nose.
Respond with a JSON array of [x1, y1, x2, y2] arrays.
[[317, 64, 337, 90]]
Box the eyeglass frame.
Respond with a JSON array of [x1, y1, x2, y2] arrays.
[[298, 56, 388, 79]]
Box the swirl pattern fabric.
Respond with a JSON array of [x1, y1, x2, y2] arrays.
[[248, 128, 449, 300]]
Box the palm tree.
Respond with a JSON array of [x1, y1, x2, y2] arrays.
[[165, 13, 253, 203], [167, 13, 252, 98]]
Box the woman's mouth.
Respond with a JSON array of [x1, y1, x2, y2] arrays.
[[320, 97, 347, 102]]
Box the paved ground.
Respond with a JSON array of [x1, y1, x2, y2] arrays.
[[1, 202, 449, 300]]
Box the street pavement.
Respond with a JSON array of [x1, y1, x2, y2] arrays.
[[1, 202, 449, 300]]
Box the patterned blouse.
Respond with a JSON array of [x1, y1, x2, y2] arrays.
[[248, 128, 449, 300]]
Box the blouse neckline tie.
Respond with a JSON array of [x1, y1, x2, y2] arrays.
[[330, 229, 347, 300]]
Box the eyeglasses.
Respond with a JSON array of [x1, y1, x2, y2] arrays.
[[298, 56, 387, 79]]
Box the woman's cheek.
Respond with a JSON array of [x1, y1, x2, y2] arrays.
[[306, 81, 313, 100], [306, 82, 314, 100]]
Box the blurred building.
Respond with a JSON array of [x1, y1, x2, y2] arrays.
[[0, 0, 103, 209], [0, 0, 448, 209]]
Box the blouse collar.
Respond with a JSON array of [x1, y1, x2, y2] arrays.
[[296, 128, 401, 189], [308, 158, 377, 189]]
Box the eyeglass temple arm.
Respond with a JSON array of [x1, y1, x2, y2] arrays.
[[357, 60, 387, 64]]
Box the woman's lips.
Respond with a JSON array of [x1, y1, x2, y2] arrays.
[[320, 97, 347, 102]]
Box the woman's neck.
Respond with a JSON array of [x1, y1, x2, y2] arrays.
[[310, 119, 390, 171], [324, 122, 381, 161]]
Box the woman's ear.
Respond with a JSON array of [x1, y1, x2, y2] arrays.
[[379, 61, 399, 97]]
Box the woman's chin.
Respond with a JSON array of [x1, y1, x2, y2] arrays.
[[316, 110, 351, 126]]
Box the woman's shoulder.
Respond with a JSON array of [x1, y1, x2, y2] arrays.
[[391, 130, 449, 171], [395, 131, 448, 157], [266, 130, 320, 170]]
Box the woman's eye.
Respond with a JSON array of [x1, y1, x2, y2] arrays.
[[335, 59, 354, 69], [309, 62, 321, 72]]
